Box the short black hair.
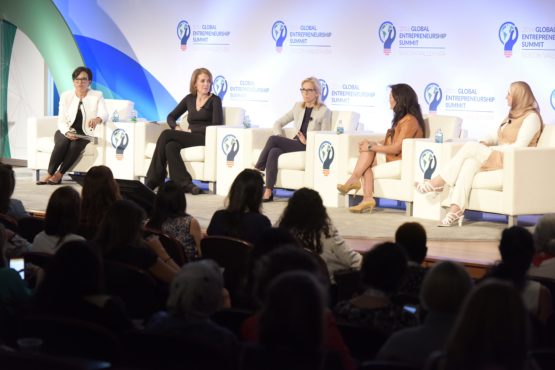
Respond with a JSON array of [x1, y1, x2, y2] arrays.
[[395, 222, 428, 263], [361, 242, 408, 294], [72, 66, 93, 81]]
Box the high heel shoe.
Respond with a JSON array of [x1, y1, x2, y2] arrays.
[[349, 198, 376, 213], [438, 210, 464, 227], [262, 193, 274, 203], [337, 181, 361, 195], [47, 172, 63, 185], [415, 180, 443, 194]]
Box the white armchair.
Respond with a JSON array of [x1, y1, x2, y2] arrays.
[[27, 99, 134, 180], [454, 124, 555, 226], [135, 107, 245, 192], [343, 114, 463, 214]]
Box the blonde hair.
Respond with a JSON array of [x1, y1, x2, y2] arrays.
[[189, 68, 213, 94], [301, 77, 323, 109]]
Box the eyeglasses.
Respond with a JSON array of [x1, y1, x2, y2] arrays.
[[299, 88, 315, 93], [74, 78, 89, 82]]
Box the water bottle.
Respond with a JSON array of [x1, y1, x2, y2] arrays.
[[434, 128, 443, 143], [336, 119, 344, 135], [243, 115, 251, 128], [130, 110, 137, 123], [112, 110, 119, 123]]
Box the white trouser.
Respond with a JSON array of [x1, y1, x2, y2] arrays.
[[439, 141, 492, 210]]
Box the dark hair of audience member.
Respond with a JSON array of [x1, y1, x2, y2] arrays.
[[253, 245, 328, 307], [444, 279, 530, 370], [81, 165, 121, 227], [44, 186, 81, 238], [0, 224, 6, 268], [259, 271, 326, 353], [420, 261, 473, 314], [148, 180, 187, 230], [360, 242, 408, 295], [0, 163, 15, 214], [395, 222, 427, 264], [278, 188, 331, 254], [95, 199, 145, 255], [33, 241, 103, 309], [223, 169, 264, 238], [487, 226, 535, 290]]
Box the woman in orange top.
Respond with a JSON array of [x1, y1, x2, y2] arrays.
[[337, 84, 425, 213]]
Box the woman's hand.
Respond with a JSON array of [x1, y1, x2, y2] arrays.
[[88, 117, 102, 129], [296, 131, 306, 145], [65, 132, 78, 141]]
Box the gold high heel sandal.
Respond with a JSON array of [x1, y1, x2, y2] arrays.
[[438, 210, 464, 227], [349, 198, 376, 214], [337, 181, 361, 195]]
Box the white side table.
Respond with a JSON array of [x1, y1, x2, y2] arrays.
[[312, 131, 349, 207], [105, 121, 138, 180]]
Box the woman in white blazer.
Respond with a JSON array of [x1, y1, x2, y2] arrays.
[[254, 77, 331, 201], [37, 66, 108, 185]]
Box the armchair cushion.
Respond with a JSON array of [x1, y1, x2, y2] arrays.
[[278, 152, 306, 171], [181, 146, 205, 162], [471, 170, 503, 191], [373, 160, 402, 179]]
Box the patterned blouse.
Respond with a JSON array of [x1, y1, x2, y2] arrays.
[[161, 215, 197, 260]]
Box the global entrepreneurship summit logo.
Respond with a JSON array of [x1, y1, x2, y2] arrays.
[[424, 83, 443, 114], [111, 129, 129, 160], [499, 21, 519, 58], [318, 141, 335, 176], [212, 75, 228, 100], [319, 79, 329, 102], [272, 20, 288, 53], [419, 149, 437, 180], [378, 21, 396, 55], [177, 20, 191, 51], [221, 134, 240, 167]]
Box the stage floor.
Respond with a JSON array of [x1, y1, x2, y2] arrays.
[[13, 168, 520, 274]]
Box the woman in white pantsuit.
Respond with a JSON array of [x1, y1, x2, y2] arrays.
[[415, 81, 543, 227]]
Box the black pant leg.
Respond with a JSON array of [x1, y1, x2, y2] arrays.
[[48, 131, 71, 175], [256, 136, 305, 188], [58, 138, 89, 174]]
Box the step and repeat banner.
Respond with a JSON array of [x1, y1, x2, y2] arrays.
[[53, 0, 555, 139]]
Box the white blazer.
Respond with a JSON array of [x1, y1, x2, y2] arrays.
[[272, 102, 332, 138], [57, 89, 108, 136]]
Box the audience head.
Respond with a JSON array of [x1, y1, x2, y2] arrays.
[[0, 224, 6, 268], [253, 245, 328, 307], [226, 169, 264, 214], [360, 242, 408, 295], [259, 271, 326, 353], [508, 81, 541, 120], [300, 76, 323, 108], [189, 67, 213, 94], [44, 186, 81, 238], [445, 279, 530, 370], [0, 163, 16, 213], [420, 261, 473, 314], [389, 83, 425, 134], [167, 259, 224, 318], [95, 199, 146, 254], [149, 181, 187, 229], [81, 165, 121, 227], [34, 241, 103, 306], [489, 226, 534, 289], [533, 213, 555, 255], [395, 222, 428, 264], [278, 188, 331, 254]]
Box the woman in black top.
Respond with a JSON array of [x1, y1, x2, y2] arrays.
[[145, 67, 223, 194]]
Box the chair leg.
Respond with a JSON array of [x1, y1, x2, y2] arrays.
[[35, 170, 40, 182], [405, 201, 413, 217], [507, 215, 517, 227]]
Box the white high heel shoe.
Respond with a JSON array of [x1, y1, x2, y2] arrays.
[[438, 210, 464, 227], [415, 180, 444, 195]]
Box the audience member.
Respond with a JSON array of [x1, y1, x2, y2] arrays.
[[278, 188, 361, 282], [377, 261, 473, 368], [334, 242, 418, 335], [0, 163, 29, 220], [207, 169, 271, 244], [529, 213, 555, 280], [148, 181, 202, 260], [0, 223, 31, 314], [80, 165, 121, 239], [31, 186, 85, 254], [395, 222, 428, 298], [442, 279, 532, 370], [95, 199, 179, 284], [32, 240, 133, 333]]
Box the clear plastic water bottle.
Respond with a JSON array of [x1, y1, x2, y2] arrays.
[[336, 119, 344, 135], [434, 128, 444, 143], [243, 115, 251, 128], [112, 110, 119, 123]]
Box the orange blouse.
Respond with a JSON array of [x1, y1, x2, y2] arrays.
[[383, 114, 424, 162]]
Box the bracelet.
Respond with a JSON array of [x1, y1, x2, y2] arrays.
[[367, 144, 373, 151]]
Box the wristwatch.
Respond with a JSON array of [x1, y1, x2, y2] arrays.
[[367, 143, 373, 151]]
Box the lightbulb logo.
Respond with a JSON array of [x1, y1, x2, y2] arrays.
[[177, 20, 191, 51], [424, 83, 443, 114], [319, 79, 329, 102], [212, 76, 228, 101], [550, 89, 555, 111], [499, 22, 519, 58], [378, 21, 396, 56], [111, 129, 129, 161], [318, 141, 335, 176], [419, 149, 437, 180], [272, 20, 288, 53], [221, 134, 240, 167]]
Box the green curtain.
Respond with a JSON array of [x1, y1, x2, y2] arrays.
[[0, 20, 17, 159]]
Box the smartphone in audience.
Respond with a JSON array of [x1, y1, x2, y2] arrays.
[[9, 257, 25, 280]]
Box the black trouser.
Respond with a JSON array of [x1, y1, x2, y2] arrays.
[[145, 129, 205, 189], [47, 130, 89, 174], [255, 135, 305, 189]]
